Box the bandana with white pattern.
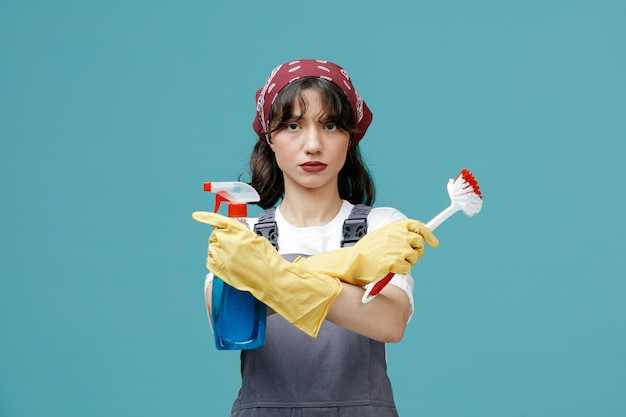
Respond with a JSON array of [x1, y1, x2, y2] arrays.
[[253, 59, 373, 146]]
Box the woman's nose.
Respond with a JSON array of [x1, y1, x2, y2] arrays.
[[303, 127, 323, 153]]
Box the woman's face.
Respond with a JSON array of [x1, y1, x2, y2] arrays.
[[269, 88, 351, 195]]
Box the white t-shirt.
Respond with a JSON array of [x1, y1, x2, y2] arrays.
[[204, 200, 415, 318]]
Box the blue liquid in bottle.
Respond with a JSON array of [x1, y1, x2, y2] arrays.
[[200, 187, 267, 351], [211, 278, 267, 350]]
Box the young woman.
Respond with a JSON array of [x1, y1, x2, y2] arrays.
[[193, 59, 438, 417]]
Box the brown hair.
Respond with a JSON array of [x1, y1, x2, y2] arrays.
[[248, 77, 375, 209]]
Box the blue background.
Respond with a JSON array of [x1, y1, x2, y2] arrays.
[[2, 1, 625, 416]]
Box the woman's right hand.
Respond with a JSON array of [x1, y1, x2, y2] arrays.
[[297, 219, 438, 286]]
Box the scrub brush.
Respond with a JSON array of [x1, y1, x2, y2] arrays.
[[362, 168, 483, 303]]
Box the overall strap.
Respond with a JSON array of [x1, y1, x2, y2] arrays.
[[253, 204, 372, 251], [341, 204, 372, 247], [254, 208, 279, 250]]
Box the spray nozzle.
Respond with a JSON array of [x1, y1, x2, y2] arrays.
[[203, 182, 260, 218]]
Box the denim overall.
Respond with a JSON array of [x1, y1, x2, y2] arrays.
[[229, 205, 399, 417]]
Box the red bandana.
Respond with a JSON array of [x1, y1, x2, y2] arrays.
[[252, 59, 373, 146]]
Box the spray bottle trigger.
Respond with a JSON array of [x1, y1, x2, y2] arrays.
[[214, 193, 230, 213]]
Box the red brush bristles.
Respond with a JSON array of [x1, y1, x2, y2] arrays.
[[457, 168, 482, 199]]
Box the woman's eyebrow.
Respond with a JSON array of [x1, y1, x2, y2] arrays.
[[317, 114, 338, 122], [284, 114, 303, 122]]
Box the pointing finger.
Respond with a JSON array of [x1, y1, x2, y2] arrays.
[[192, 211, 229, 229]]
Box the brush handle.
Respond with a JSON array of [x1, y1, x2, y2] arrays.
[[361, 204, 460, 304], [425, 203, 458, 230]]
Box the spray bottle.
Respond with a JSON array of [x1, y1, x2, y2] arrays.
[[203, 181, 268, 350]]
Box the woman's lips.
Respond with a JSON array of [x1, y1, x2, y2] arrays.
[[300, 162, 327, 172]]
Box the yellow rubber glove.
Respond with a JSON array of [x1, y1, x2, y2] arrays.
[[296, 219, 438, 287], [192, 211, 342, 339]]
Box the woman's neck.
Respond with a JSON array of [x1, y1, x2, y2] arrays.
[[279, 187, 344, 227]]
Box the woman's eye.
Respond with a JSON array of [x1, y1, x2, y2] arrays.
[[286, 123, 299, 131], [324, 122, 337, 130]]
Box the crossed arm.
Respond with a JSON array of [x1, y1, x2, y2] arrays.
[[205, 278, 411, 343]]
